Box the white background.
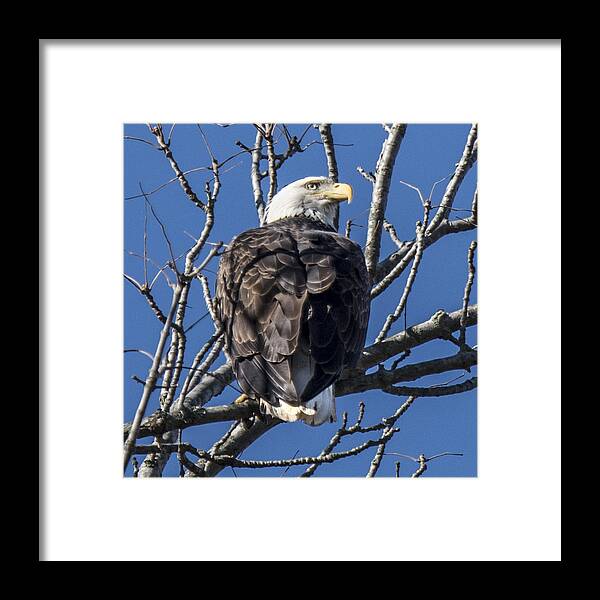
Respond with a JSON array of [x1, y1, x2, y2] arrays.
[[41, 40, 561, 561]]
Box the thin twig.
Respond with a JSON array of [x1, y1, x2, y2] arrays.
[[148, 123, 206, 212], [301, 411, 351, 478], [412, 454, 428, 477], [383, 219, 404, 249], [426, 124, 478, 234], [375, 219, 427, 343], [384, 451, 464, 478], [140, 184, 178, 274], [373, 214, 477, 291], [366, 396, 416, 477]]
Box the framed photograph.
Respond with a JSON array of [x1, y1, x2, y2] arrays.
[[41, 39, 561, 561], [123, 122, 478, 480]]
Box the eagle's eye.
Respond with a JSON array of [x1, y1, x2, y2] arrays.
[[305, 181, 320, 191]]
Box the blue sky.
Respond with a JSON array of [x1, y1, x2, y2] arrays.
[[124, 123, 477, 477]]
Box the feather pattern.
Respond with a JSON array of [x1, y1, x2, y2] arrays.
[[215, 216, 370, 425]]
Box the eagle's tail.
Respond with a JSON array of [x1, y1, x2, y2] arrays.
[[259, 386, 336, 426]]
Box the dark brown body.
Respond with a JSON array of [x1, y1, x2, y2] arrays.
[[215, 217, 370, 409]]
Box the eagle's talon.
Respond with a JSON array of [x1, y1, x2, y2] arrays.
[[234, 393, 249, 405]]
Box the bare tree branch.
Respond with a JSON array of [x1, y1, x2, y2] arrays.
[[318, 123, 340, 229], [371, 126, 477, 295], [364, 124, 408, 278], [366, 396, 416, 477], [426, 124, 478, 233], [123, 398, 259, 441], [384, 451, 464, 478], [128, 139, 224, 475], [301, 411, 351, 478], [188, 418, 281, 477], [412, 454, 428, 477], [177, 329, 223, 406], [123, 287, 183, 472], [356, 166, 376, 184], [177, 362, 234, 410], [123, 273, 168, 324], [357, 305, 477, 371], [302, 403, 403, 478], [336, 351, 477, 396], [383, 219, 405, 249], [374, 214, 477, 288], [318, 124, 339, 181], [459, 241, 478, 348], [263, 124, 278, 204], [250, 129, 265, 224], [375, 219, 426, 342], [381, 377, 477, 398], [138, 424, 401, 471], [245, 124, 321, 225], [148, 123, 206, 212]]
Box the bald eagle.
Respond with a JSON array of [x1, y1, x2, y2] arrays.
[[215, 177, 370, 425]]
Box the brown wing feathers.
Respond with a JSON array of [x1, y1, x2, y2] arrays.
[[215, 217, 370, 408]]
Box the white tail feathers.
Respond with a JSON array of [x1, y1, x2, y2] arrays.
[[259, 386, 336, 426]]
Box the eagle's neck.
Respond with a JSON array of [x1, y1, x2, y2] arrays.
[[266, 214, 336, 233], [265, 200, 337, 230]]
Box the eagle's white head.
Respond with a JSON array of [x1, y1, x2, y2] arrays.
[[264, 176, 353, 229]]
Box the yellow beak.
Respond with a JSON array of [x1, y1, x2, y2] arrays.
[[324, 182, 353, 203]]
